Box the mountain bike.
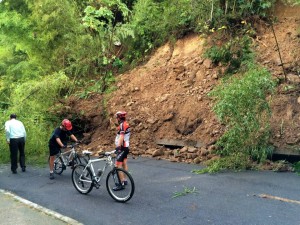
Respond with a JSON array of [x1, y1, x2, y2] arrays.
[[71, 150, 135, 203], [54, 143, 88, 175]]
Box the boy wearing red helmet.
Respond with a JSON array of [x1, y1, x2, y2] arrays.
[[48, 119, 79, 180]]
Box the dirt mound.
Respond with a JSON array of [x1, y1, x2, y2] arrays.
[[256, 2, 300, 155], [68, 2, 300, 165]]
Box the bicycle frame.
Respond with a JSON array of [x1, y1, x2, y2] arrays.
[[58, 147, 76, 165], [83, 154, 114, 183], [54, 143, 87, 175]]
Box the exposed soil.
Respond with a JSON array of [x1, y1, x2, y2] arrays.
[[64, 2, 300, 169]]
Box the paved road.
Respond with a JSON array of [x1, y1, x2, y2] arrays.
[[0, 157, 300, 225]]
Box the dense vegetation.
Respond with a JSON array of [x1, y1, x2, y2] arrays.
[[0, 0, 299, 168]]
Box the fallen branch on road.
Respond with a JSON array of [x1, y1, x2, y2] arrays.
[[255, 194, 300, 205]]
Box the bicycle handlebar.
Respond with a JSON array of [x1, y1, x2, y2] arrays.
[[66, 142, 81, 148], [82, 150, 115, 158]]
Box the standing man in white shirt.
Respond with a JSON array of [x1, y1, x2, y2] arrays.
[[5, 114, 27, 174]]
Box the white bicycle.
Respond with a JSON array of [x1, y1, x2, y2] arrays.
[[53, 143, 87, 175], [72, 150, 135, 203]]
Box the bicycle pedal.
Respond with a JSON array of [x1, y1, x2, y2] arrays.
[[94, 183, 100, 189], [93, 180, 100, 189]]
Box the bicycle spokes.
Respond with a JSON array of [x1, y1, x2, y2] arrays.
[[106, 168, 135, 203], [72, 165, 94, 194]]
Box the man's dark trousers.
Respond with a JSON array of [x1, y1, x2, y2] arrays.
[[9, 137, 25, 172]]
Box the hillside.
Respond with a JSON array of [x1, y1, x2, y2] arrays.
[[66, 2, 300, 165]]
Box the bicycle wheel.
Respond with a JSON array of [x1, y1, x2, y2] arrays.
[[106, 168, 135, 203], [72, 164, 94, 194], [53, 156, 65, 175]]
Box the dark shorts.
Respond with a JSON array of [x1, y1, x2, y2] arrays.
[[49, 144, 60, 156], [116, 147, 129, 163]]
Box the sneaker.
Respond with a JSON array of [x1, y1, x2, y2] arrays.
[[123, 180, 128, 185], [22, 167, 26, 172], [113, 184, 125, 191], [49, 173, 54, 180], [12, 170, 17, 174]]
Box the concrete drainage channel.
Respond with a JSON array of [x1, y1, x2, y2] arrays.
[[0, 189, 83, 225]]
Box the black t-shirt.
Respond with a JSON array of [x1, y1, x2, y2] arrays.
[[48, 127, 72, 148]]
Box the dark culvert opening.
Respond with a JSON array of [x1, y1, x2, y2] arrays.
[[270, 154, 300, 163], [70, 118, 93, 144], [163, 145, 182, 150]]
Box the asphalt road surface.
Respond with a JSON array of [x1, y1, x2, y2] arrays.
[[0, 157, 299, 225]]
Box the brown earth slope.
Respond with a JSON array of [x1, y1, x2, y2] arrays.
[[65, 2, 300, 165]]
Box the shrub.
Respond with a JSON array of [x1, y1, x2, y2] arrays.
[[294, 161, 300, 175], [209, 65, 275, 161], [204, 36, 253, 74], [193, 152, 252, 174]]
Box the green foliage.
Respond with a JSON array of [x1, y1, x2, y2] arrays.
[[192, 152, 251, 174], [205, 36, 253, 73], [0, 0, 93, 81], [209, 66, 275, 161], [0, 3, 42, 80], [249, 145, 274, 163], [126, 0, 211, 63], [172, 186, 199, 198], [123, 0, 161, 61], [75, 73, 116, 99], [214, 0, 275, 21], [0, 72, 70, 164], [294, 161, 300, 175], [236, 0, 275, 18], [82, 1, 134, 89]]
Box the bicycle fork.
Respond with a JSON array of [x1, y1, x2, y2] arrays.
[[112, 168, 122, 186]]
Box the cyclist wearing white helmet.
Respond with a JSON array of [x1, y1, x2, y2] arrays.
[[113, 111, 131, 191]]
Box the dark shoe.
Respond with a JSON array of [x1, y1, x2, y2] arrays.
[[12, 170, 17, 174], [113, 184, 125, 191], [123, 180, 128, 185], [22, 167, 26, 172], [49, 173, 54, 180]]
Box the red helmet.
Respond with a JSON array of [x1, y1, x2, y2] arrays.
[[115, 111, 127, 119], [61, 119, 72, 130]]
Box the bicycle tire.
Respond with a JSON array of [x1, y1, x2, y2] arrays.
[[53, 156, 64, 175], [75, 153, 88, 165], [73, 154, 83, 166], [106, 168, 135, 203], [72, 164, 94, 194]]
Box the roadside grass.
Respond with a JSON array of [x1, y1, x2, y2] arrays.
[[172, 186, 199, 198], [294, 161, 300, 175]]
